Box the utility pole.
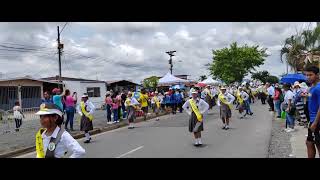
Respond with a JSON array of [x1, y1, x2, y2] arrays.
[[57, 26, 64, 88], [166, 51, 176, 74]]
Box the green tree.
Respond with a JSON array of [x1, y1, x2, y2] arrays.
[[280, 25, 320, 72], [265, 75, 279, 84], [208, 42, 268, 84], [143, 76, 159, 89], [251, 71, 270, 83]]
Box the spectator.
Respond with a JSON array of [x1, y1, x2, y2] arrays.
[[42, 91, 53, 104], [266, 82, 275, 111], [273, 84, 282, 118], [304, 66, 320, 158], [283, 83, 295, 132], [112, 92, 120, 123], [105, 92, 113, 124], [293, 81, 307, 126], [13, 101, 24, 132], [64, 89, 76, 131]]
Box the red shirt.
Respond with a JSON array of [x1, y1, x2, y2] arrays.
[[274, 89, 281, 100]]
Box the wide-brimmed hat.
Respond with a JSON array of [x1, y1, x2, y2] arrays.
[[300, 82, 308, 89], [293, 81, 301, 87], [81, 93, 89, 98], [220, 86, 227, 90], [191, 88, 198, 94], [35, 103, 63, 117]]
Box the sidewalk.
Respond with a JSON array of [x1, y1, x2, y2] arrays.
[[289, 125, 308, 158]]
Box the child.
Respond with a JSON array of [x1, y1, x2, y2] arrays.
[[13, 101, 24, 132]]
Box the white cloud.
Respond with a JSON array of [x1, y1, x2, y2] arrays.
[[0, 22, 313, 83]]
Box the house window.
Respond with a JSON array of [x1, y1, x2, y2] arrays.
[[87, 87, 100, 97]]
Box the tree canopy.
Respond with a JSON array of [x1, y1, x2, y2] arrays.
[[208, 42, 268, 84], [251, 70, 279, 84], [143, 76, 159, 89]]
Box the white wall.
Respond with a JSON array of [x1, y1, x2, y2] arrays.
[[63, 81, 106, 108], [80, 82, 106, 108]]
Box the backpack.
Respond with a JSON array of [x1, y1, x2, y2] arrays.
[[279, 93, 284, 103]]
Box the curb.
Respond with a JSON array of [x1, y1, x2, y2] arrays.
[[0, 112, 169, 158]]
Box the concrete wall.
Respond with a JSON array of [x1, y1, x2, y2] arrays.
[[63, 81, 107, 109], [80, 82, 106, 108]]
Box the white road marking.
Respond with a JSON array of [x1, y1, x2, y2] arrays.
[[16, 115, 164, 158], [115, 146, 144, 158]]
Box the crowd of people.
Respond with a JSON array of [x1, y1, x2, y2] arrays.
[[18, 64, 319, 158]]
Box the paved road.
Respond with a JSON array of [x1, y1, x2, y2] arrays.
[[18, 103, 273, 158]]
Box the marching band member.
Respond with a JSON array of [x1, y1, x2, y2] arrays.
[[183, 89, 209, 146], [35, 103, 85, 158], [217, 86, 235, 130], [77, 93, 95, 143], [125, 91, 140, 129]]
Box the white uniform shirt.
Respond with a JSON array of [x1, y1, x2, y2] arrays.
[[182, 98, 209, 116], [240, 90, 250, 101], [217, 92, 235, 106], [267, 86, 275, 97], [211, 88, 217, 96], [77, 100, 95, 116], [284, 90, 295, 104], [42, 126, 85, 158], [127, 97, 139, 106], [13, 106, 23, 119]]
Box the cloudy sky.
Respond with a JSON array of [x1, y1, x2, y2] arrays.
[[0, 22, 317, 83]]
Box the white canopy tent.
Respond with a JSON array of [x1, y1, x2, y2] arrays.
[[158, 72, 188, 86], [200, 77, 220, 85]]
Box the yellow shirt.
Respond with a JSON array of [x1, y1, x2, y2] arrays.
[[139, 93, 149, 107]]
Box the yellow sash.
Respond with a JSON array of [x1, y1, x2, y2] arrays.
[[153, 96, 160, 108], [237, 90, 244, 105], [189, 99, 203, 122], [80, 101, 93, 121], [126, 98, 138, 110], [206, 89, 213, 99], [35, 128, 46, 158], [218, 93, 233, 109]]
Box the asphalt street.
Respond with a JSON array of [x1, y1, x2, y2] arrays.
[[18, 102, 272, 158]]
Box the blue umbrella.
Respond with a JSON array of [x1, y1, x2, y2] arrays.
[[280, 73, 307, 84]]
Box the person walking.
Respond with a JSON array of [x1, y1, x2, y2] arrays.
[[183, 89, 209, 146], [304, 66, 320, 158], [125, 91, 140, 129], [13, 101, 24, 132], [266, 82, 275, 111], [282, 83, 296, 132], [171, 89, 178, 114], [64, 90, 76, 131], [152, 91, 161, 121], [176, 89, 184, 113], [139, 89, 149, 121], [239, 87, 253, 116], [105, 92, 113, 124], [121, 91, 127, 119], [35, 103, 85, 158], [204, 85, 213, 110], [77, 94, 95, 143], [217, 86, 235, 130]]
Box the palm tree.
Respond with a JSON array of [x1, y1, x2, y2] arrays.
[[281, 24, 320, 73]]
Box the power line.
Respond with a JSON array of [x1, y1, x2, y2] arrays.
[[59, 22, 69, 35]]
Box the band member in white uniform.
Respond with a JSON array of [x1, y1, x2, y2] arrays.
[[183, 89, 209, 146], [35, 103, 85, 158]]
